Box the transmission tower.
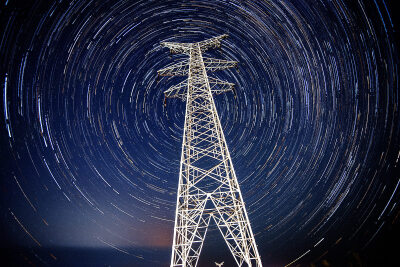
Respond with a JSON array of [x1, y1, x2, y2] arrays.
[[158, 34, 262, 267]]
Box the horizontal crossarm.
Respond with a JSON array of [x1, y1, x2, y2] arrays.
[[164, 79, 188, 100], [163, 77, 234, 100], [161, 34, 228, 55], [158, 60, 189, 76], [198, 34, 228, 52], [161, 42, 192, 55], [208, 77, 235, 95], [203, 58, 238, 72]]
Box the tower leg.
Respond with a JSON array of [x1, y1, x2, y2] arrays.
[[211, 193, 262, 267], [171, 195, 211, 267]]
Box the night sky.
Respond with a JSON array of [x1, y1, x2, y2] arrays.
[[1, 0, 400, 266]]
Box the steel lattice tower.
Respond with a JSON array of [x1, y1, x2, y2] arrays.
[[158, 34, 262, 267]]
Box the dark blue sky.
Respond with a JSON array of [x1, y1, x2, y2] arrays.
[[1, 0, 399, 266]]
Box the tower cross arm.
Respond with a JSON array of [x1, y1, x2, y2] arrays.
[[203, 57, 238, 72], [198, 34, 229, 52], [160, 34, 228, 55], [163, 77, 234, 100], [157, 60, 189, 76], [164, 79, 188, 100], [208, 77, 235, 95], [161, 42, 192, 55]]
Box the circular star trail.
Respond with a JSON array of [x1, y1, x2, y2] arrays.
[[1, 0, 399, 266]]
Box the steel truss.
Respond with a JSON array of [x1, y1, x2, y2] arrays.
[[158, 34, 262, 267]]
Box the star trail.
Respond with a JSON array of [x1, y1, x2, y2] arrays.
[[0, 0, 399, 266]]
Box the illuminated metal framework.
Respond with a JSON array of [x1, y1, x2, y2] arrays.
[[158, 35, 262, 267]]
